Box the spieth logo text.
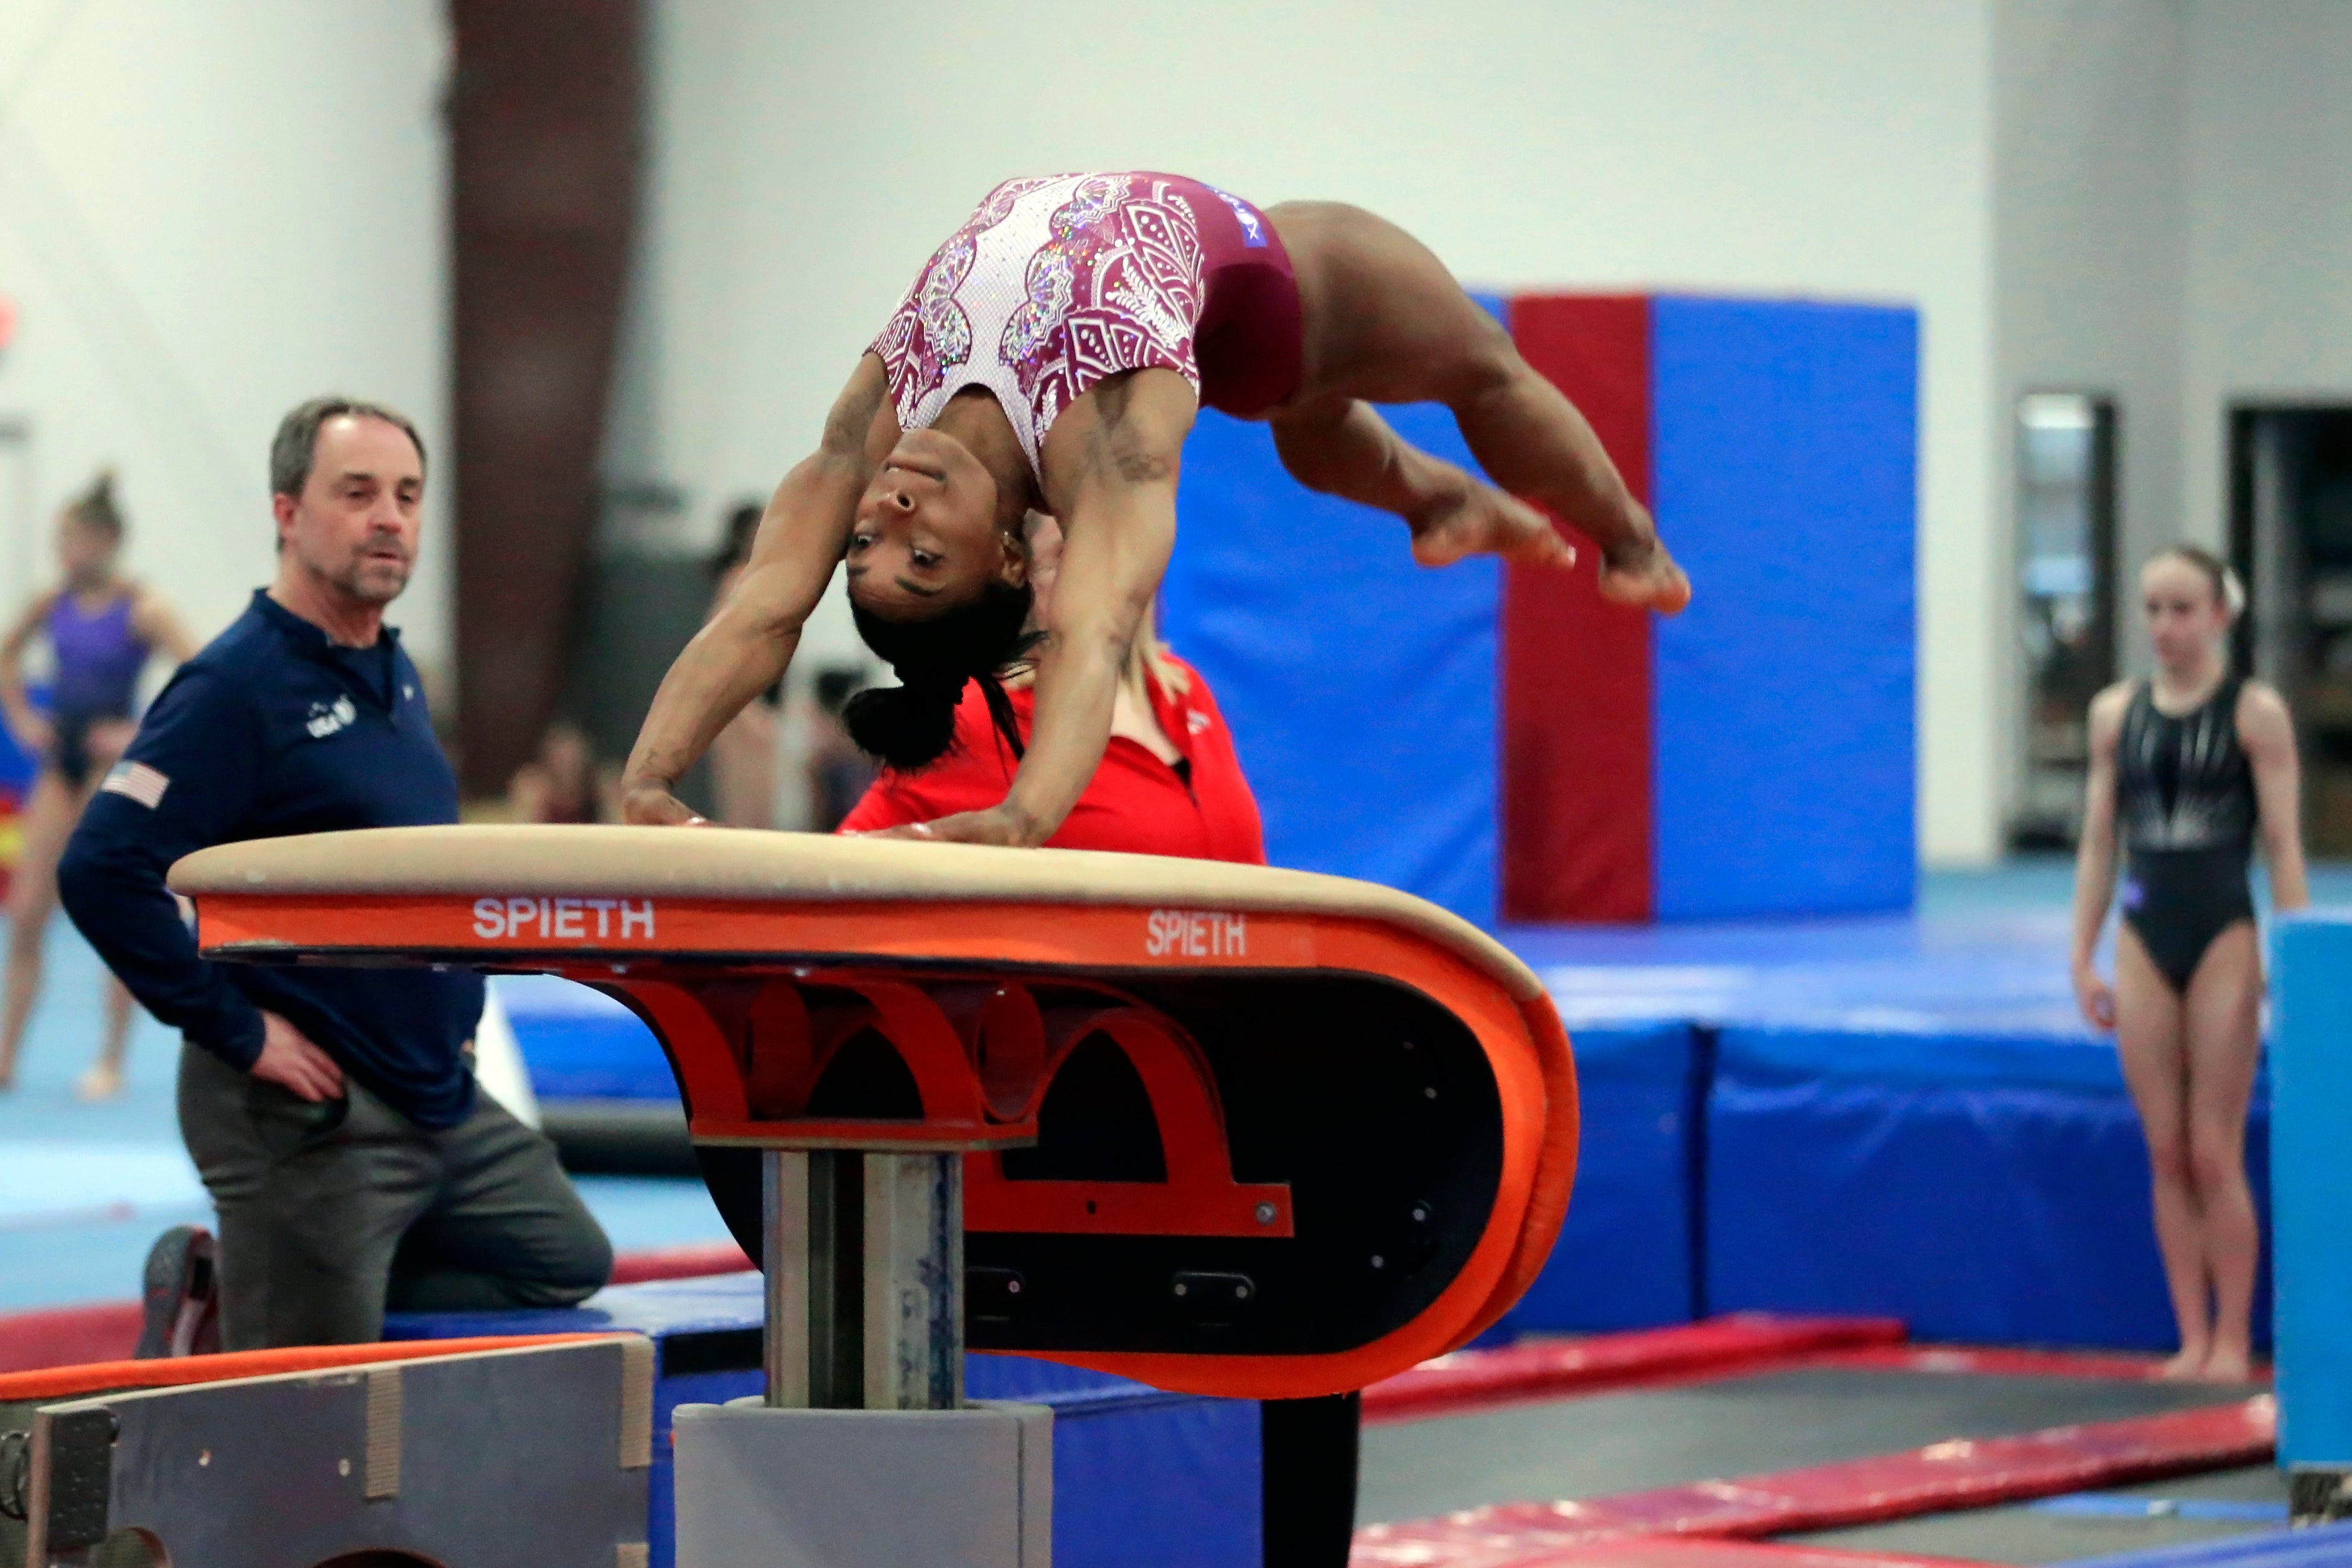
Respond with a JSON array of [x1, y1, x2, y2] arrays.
[[1144, 909, 1246, 958], [473, 896, 657, 941]]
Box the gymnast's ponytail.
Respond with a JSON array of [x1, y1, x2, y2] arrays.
[[846, 581, 1042, 770]]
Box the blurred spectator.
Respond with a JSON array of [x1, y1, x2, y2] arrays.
[[706, 500, 783, 828], [508, 719, 618, 824], [0, 470, 197, 1099], [803, 666, 880, 832]]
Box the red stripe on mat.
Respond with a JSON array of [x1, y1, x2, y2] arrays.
[[1479, 1544, 1992, 1567], [0, 1241, 757, 1373], [1352, 1395, 2274, 1567], [1363, 1315, 1908, 1426], [1805, 1343, 2271, 1386]]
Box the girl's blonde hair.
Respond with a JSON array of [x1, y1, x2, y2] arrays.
[[2152, 544, 2246, 618]]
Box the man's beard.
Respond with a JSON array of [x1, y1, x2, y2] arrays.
[[331, 549, 411, 605]]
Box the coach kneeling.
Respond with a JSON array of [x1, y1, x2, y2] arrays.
[[60, 396, 611, 1350]]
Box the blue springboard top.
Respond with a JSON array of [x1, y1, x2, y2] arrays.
[[386, 1269, 1174, 1413]]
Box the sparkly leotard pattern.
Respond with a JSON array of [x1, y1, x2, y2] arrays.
[[2115, 676, 2257, 992], [869, 173, 1302, 479]]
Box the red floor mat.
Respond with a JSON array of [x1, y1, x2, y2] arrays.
[[1807, 1344, 2270, 1386], [1363, 1315, 1908, 1425], [1508, 1544, 1992, 1567], [1353, 1396, 2274, 1566]]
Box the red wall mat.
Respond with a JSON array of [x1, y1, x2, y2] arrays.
[[1364, 1314, 1906, 1426], [1355, 1396, 2274, 1566], [1501, 294, 1655, 923]]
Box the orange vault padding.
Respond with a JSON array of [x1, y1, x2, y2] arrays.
[[170, 826, 1578, 1400]]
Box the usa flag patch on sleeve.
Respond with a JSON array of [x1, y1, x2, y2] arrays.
[[101, 760, 170, 809]]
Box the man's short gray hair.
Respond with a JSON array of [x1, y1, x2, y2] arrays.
[[269, 396, 427, 499]]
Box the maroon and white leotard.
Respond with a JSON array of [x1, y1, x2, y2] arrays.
[[868, 172, 1303, 478]]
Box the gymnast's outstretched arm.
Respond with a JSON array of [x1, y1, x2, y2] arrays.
[[623, 358, 897, 826], [874, 370, 1193, 849]]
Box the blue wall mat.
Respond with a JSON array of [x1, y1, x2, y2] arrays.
[[1160, 295, 1505, 926], [1496, 1022, 1699, 1333], [1707, 1029, 2272, 1350], [1650, 297, 1917, 921], [498, 974, 676, 1099], [2272, 914, 2352, 1467]]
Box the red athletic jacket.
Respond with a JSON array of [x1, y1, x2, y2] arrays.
[[838, 655, 1266, 865]]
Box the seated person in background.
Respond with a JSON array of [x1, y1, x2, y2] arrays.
[[706, 502, 784, 828], [840, 511, 1348, 1566], [508, 719, 617, 824], [803, 665, 880, 831], [839, 512, 1259, 861]]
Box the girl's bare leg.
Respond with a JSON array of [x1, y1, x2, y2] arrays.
[[2180, 922, 2264, 1381], [2113, 923, 2210, 1376], [1267, 201, 1684, 607], [0, 770, 75, 1089]]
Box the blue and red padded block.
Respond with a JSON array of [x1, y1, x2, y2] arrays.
[[1165, 292, 1917, 926]]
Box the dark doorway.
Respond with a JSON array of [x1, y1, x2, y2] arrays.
[[2011, 393, 2119, 851], [2230, 405, 2352, 857]]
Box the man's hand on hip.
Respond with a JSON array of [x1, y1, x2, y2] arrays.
[[251, 1010, 346, 1102]]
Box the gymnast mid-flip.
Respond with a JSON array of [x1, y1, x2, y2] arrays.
[[625, 172, 1690, 842]]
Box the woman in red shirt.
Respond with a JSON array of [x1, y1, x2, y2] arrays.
[[837, 623, 1261, 862], [840, 516, 1350, 1567]]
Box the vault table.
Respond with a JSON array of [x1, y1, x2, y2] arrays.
[[172, 826, 1579, 1566]]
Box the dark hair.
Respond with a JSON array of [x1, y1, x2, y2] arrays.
[[713, 501, 763, 581], [65, 469, 124, 539], [2152, 544, 2246, 616], [812, 666, 865, 718], [845, 583, 1041, 770], [270, 396, 427, 499]]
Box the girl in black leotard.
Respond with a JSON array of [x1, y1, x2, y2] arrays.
[[2071, 546, 2308, 1381]]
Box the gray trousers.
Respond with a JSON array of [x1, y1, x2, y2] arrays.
[[178, 1042, 614, 1350]]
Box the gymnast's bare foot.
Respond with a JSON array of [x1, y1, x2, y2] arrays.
[[2199, 1345, 2254, 1383], [1409, 482, 1574, 571], [76, 1063, 124, 1101], [1600, 534, 1694, 614], [2157, 1345, 2211, 1381]]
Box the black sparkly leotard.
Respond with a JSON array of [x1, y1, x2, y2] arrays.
[[2114, 676, 2256, 992]]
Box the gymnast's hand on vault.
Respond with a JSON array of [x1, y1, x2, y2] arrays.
[[620, 781, 710, 828], [250, 1010, 346, 1103], [864, 805, 1037, 849]]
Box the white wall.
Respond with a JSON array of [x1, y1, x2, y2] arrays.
[[0, 2, 451, 673], [1992, 0, 2188, 779], [2181, 1, 2352, 544], [616, 0, 2002, 861]]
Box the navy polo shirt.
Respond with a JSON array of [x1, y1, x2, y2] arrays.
[[59, 590, 483, 1129]]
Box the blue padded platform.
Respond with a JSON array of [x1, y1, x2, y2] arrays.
[[1494, 1021, 1701, 1334], [1504, 902, 2277, 1350], [2271, 912, 2352, 1468], [1159, 295, 1507, 926], [498, 974, 673, 1101], [388, 1273, 1259, 1568], [1649, 297, 1916, 922]]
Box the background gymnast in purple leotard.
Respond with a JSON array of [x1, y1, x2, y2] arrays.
[[0, 472, 197, 1098]]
